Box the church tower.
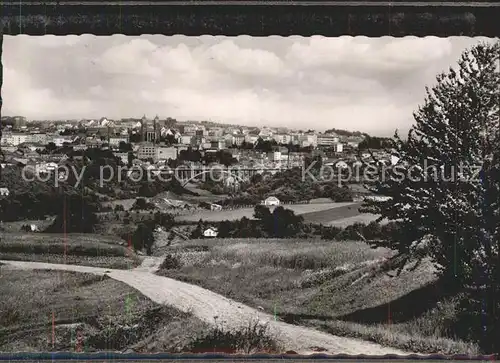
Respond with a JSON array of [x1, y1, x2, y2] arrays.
[[141, 114, 147, 142], [153, 115, 159, 144]]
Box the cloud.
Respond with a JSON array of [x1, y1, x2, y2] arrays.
[[2, 35, 496, 136], [97, 38, 161, 76], [206, 39, 288, 77]]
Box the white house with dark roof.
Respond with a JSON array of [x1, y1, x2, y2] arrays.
[[203, 227, 218, 238], [0, 188, 10, 197], [263, 196, 280, 206]]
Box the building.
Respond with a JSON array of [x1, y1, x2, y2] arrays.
[[109, 136, 129, 147], [203, 227, 218, 238], [0, 188, 10, 197], [263, 196, 280, 206], [299, 134, 317, 147], [155, 146, 177, 161], [210, 203, 223, 211], [113, 152, 129, 165], [244, 135, 259, 144], [183, 125, 197, 134], [137, 143, 156, 160], [273, 134, 292, 145], [1, 132, 30, 146], [181, 135, 193, 145], [258, 127, 273, 138], [208, 128, 224, 137], [318, 135, 340, 146], [270, 151, 281, 162], [335, 143, 344, 153], [209, 140, 225, 150], [30, 133, 48, 145]]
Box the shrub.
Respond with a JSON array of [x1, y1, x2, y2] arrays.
[[186, 320, 281, 354], [334, 222, 366, 241], [160, 254, 182, 270]]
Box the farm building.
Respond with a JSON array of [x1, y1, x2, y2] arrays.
[[263, 196, 280, 206], [210, 203, 223, 211], [203, 227, 218, 238]]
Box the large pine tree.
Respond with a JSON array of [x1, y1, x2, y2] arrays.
[[361, 41, 500, 351]]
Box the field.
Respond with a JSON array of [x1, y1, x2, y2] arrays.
[[0, 233, 140, 269], [0, 268, 284, 353], [0, 269, 206, 352], [326, 214, 385, 228], [0, 219, 55, 233], [175, 202, 357, 222], [299, 202, 362, 224], [158, 238, 479, 355]]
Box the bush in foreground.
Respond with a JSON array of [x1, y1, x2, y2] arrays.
[[185, 320, 282, 354]]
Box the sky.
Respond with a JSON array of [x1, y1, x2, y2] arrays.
[[2, 35, 497, 136]]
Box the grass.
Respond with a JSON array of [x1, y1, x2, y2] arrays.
[[0, 269, 282, 353], [0, 219, 55, 233], [175, 202, 355, 222], [325, 214, 384, 228], [186, 320, 283, 354], [300, 203, 363, 224], [158, 237, 480, 355], [0, 232, 140, 269]]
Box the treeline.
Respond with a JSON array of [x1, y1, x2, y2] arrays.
[[0, 167, 101, 223], [358, 135, 393, 150], [167, 147, 237, 167], [229, 138, 313, 153], [217, 166, 353, 206], [324, 128, 365, 137], [65, 149, 197, 199], [125, 212, 175, 254], [191, 205, 401, 241]]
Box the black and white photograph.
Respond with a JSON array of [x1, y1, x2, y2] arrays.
[[0, 34, 499, 356]]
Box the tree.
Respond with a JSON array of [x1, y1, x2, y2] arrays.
[[129, 132, 142, 143], [191, 220, 204, 239], [254, 138, 277, 152], [131, 197, 156, 210], [153, 211, 174, 230], [360, 42, 500, 351], [164, 134, 177, 145], [218, 220, 232, 238], [271, 206, 304, 238], [45, 194, 99, 233], [131, 222, 155, 254], [253, 205, 272, 220], [358, 136, 392, 150], [45, 142, 57, 153], [118, 141, 133, 152]]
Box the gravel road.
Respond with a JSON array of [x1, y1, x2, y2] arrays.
[[0, 258, 414, 356]]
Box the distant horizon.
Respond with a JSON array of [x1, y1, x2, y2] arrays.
[[2, 115, 386, 136], [4, 35, 497, 137]]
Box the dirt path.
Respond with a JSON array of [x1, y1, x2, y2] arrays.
[[0, 259, 413, 356]]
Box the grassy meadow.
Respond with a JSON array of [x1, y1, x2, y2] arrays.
[[158, 238, 479, 355], [0, 233, 140, 269], [175, 202, 357, 223], [0, 269, 281, 353]]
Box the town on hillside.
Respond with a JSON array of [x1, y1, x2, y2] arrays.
[[0, 115, 391, 182]]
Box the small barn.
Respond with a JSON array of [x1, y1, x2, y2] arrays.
[[264, 196, 280, 206], [203, 227, 218, 238], [210, 203, 223, 211]]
